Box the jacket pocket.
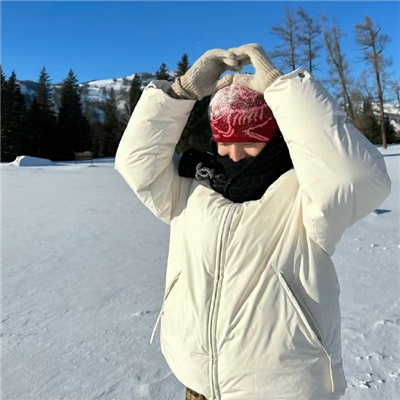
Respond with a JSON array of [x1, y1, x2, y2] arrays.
[[150, 271, 182, 344], [278, 272, 335, 392]]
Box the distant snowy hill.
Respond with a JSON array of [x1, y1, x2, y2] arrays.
[[18, 72, 400, 132], [18, 70, 176, 123]]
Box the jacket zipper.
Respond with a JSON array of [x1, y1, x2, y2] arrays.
[[278, 272, 335, 393], [208, 204, 237, 400]]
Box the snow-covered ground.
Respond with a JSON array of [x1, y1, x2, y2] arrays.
[[2, 146, 400, 400]]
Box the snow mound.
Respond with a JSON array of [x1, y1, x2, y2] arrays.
[[379, 144, 400, 155], [10, 155, 54, 167]]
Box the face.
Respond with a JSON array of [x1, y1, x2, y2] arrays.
[[217, 142, 267, 162]]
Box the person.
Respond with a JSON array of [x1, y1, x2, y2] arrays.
[[115, 44, 391, 400]]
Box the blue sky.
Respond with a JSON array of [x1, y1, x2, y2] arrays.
[[1, 1, 399, 85]]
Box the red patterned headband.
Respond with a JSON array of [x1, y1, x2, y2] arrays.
[[209, 84, 279, 143]]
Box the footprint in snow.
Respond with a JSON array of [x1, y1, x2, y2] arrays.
[[133, 310, 158, 317], [375, 318, 400, 326], [389, 370, 400, 379], [356, 355, 373, 360], [132, 368, 174, 399], [349, 378, 373, 389]]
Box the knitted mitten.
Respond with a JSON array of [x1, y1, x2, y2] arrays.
[[170, 49, 243, 100], [228, 43, 282, 93]]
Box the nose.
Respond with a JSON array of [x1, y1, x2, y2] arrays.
[[229, 145, 246, 162]]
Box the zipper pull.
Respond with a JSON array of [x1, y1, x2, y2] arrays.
[[150, 271, 181, 344], [150, 306, 164, 344], [223, 180, 231, 197]]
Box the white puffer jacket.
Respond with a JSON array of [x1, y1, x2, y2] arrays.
[[115, 69, 391, 400]]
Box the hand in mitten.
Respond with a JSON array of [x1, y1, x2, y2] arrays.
[[228, 43, 282, 93], [170, 49, 243, 100]]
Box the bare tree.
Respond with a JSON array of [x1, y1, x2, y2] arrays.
[[297, 8, 323, 73], [270, 6, 300, 72], [355, 16, 391, 148], [322, 17, 355, 119], [358, 70, 375, 100]]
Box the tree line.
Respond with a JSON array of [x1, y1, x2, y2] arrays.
[[0, 51, 203, 162], [1, 66, 140, 163], [1, 9, 399, 163], [269, 9, 398, 148]]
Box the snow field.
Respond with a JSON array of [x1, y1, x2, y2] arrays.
[[2, 146, 399, 400]]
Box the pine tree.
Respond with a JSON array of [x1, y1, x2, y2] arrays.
[[37, 67, 54, 111], [56, 69, 91, 160], [128, 74, 142, 112], [27, 67, 57, 159], [122, 74, 143, 127], [1, 67, 7, 143], [1, 67, 9, 160], [176, 54, 190, 77], [1, 71, 27, 161], [1, 66, 6, 109], [24, 98, 42, 158], [353, 95, 381, 144], [384, 114, 397, 144], [98, 88, 121, 157], [176, 96, 212, 154], [156, 63, 170, 80]]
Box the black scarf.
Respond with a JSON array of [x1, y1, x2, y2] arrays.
[[178, 132, 293, 203]]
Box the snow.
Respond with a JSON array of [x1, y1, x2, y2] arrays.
[[9, 155, 55, 167], [2, 146, 400, 400], [332, 145, 400, 399], [19, 84, 38, 99], [88, 78, 127, 90]]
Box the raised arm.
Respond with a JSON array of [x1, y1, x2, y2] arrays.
[[115, 81, 195, 224], [230, 43, 391, 255], [115, 49, 242, 224], [265, 69, 391, 254]]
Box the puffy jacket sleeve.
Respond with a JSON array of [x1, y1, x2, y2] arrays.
[[115, 81, 196, 224], [264, 68, 391, 255]]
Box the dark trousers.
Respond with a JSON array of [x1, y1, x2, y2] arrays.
[[186, 387, 208, 400]]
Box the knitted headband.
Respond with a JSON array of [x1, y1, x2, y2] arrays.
[[208, 84, 279, 143]]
